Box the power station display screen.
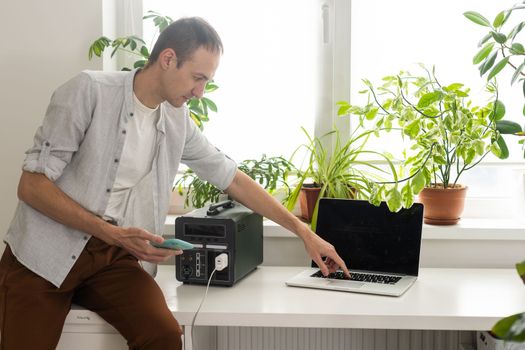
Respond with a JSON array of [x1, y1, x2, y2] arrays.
[[184, 223, 226, 238]]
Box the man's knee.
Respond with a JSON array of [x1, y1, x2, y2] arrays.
[[136, 316, 183, 349]]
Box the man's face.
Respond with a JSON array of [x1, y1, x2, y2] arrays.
[[160, 47, 220, 108]]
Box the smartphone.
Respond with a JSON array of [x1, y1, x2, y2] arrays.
[[151, 238, 194, 250]]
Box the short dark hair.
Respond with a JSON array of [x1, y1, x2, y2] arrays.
[[148, 17, 223, 68]]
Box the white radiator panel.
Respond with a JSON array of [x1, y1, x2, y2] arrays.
[[217, 327, 475, 350]]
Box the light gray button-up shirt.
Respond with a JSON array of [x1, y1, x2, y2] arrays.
[[4, 69, 237, 287]]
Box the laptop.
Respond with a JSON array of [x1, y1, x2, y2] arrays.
[[286, 198, 424, 296]]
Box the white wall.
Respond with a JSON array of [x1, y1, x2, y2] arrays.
[[0, 1, 104, 253]]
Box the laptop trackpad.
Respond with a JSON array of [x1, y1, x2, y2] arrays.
[[327, 280, 365, 288]]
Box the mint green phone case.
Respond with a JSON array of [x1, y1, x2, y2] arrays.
[[152, 238, 194, 250]]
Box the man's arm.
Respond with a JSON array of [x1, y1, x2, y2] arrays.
[[17, 171, 178, 263], [224, 170, 349, 276]]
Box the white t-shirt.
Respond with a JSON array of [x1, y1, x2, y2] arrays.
[[104, 93, 159, 221]]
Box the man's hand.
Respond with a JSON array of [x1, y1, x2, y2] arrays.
[[111, 227, 182, 263], [302, 230, 350, 277]]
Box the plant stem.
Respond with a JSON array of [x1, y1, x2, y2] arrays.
[[375, 143, 436, 185], [501, 47, 525, 78]]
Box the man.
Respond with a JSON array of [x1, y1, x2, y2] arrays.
[[0, 17, 348, 349]]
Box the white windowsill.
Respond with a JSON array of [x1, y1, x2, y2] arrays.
[[165, 215, 525, 241]]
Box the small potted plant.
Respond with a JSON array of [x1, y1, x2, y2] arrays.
[[284, 127, 412, 230], [172, 154, 297, 212], [342, 65, 521, 225]]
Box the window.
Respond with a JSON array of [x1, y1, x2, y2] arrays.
[[138, 0, 525, 217], [143, 0, 318, 163]]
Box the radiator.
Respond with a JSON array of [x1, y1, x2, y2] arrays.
[[216, 327, 475, 350]]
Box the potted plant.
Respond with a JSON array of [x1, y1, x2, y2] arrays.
[[172, 154, 297, 212], [284, 127, 412, 230], [88, 11, 218, 130], [342, 65, 520, 225]]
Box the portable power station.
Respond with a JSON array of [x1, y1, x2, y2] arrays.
[[175, 200, 263, 286]]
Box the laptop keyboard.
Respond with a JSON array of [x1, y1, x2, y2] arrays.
[[310, 270, 402, 285]]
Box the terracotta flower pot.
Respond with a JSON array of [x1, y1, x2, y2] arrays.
[[299, 186, 321, 222], [418, 184, 468, 225]]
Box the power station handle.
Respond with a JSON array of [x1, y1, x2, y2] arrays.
[[207, 200, 235, 216]]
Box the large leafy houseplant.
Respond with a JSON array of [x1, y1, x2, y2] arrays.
[[465, 4, 525, 343], [88, 11, 218, 130], [464, 4, 525, 156], [464, 5, 525, 122], [284, 127, 408, 230], [174, 155, 297, 209], [343, 65, 519, 195]]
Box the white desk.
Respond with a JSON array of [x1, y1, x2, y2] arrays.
[[156, 266, 525, 330], [63, 265, 525, 349]]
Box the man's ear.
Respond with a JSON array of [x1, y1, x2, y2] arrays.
[[159, 48, 177, 70]]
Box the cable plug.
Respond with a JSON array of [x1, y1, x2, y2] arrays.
[[215, 253, 228, 271]]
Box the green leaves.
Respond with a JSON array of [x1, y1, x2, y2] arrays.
[[492, 100, 506, 121], [143, 10, 174, 32], [347, 65, 511, 189], [510, 43, 525, 54], [417, 91, 443, 108], [385, 187, 402, 212], [516, 260, 525, 283], [411, 171, 427, 195], [493, 11, 507, 28], [463, 11, 491, 27], [479, 51, 498, 76], [473, 43, 494, 64], [496, 120, 522, 134], [176, 155, 297, 209], [403, 119, 421, 139], [466, 5, 525, 105], [490, 31, 507, 44], [88, 36, 111, 59], [487, 57, 510, 81], [492, 313, 525, 342], [495, 135, 510, 159]]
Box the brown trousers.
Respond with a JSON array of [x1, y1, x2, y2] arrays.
[[0, 238, 182, 350]]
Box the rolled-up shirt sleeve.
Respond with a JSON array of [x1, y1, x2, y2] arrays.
[[181, 112, 237, 190], [23, 73, 94, 181]]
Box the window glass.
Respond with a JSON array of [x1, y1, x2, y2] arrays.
[[350, 0, 524, 162], [349, 0, 525, 203], [143, 0, 317, 163]]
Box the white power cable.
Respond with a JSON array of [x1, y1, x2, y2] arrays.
[[190, 253, 228, 348]]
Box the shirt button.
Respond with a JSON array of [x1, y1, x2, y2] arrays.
[[71, 255, 76, 260], [45, 141, 50, 147], [122, 130, 127, 134], [106, 189, 111, 193], [83, 236, 88, 240], [114, 159, 119, 163], [129, 112, 134, 117]]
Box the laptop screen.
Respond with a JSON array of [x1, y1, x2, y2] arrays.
[[315, 199, 423, 276]]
